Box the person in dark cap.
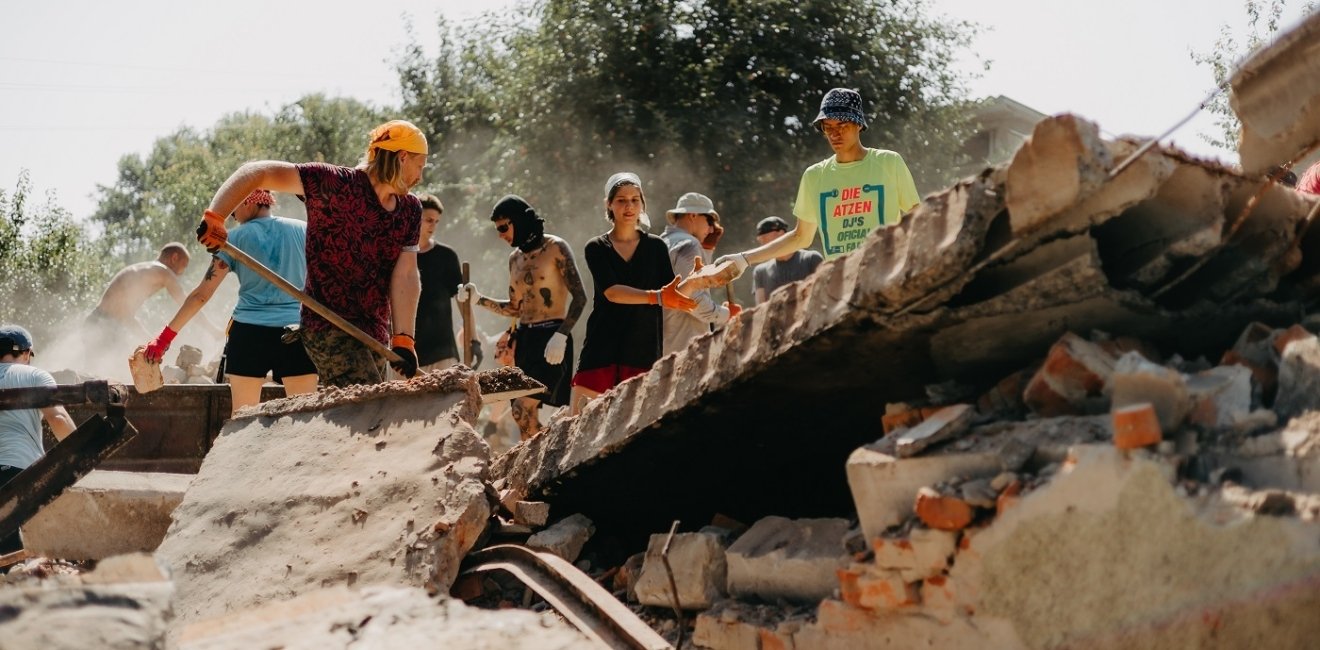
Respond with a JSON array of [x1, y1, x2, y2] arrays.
[[717, 87, 921, 273], [0, 324, 76, 552], [751, 216, 824, 304], [456, 194, 587, 439]]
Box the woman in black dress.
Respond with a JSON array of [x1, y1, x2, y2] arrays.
[[570, 172, 697, 413]]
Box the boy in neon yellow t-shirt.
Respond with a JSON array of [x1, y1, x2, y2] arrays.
[[719, 88, 920, 268]]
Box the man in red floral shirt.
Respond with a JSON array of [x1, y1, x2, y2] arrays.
[[196, 120, 429, 386]]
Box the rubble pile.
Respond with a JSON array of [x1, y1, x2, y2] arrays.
[[160, 345, 219, 385]]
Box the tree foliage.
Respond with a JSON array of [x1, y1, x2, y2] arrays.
[[397, 0, 978, 256], [0, 171, 115, 345]]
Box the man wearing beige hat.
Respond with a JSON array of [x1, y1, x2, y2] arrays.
[[717, 88, 920, 273], [659, 192, 741, 356], [195, 119, 429, 386]]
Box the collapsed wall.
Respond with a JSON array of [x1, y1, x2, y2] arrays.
[[156, 368, 495, 638], [494, 114, 1320, 541]]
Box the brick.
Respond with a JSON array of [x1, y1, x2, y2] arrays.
[[758, 628, 793, 650], [1023, 333, 1117, 417], [854, 567, 920, 610], [920, 574, 966, 622], [977, 368, 1032, 416], [996, 480, 1022, 516], [1112, 402, 1163, 450], [1109, 352, 1190, 431], [1273, 324, 1315, 356], [915, 488, 975, 531], [882, 408, 925, 435], [872, 528, 957, 582]]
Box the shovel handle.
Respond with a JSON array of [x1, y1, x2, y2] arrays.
[[219, 242, 402, 363], [461, 262, 474, 366]]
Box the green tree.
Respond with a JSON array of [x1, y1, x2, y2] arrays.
[[1193, 0, 1316, 151], [0, 171, 115, 346], [397, 0, 979, 255]]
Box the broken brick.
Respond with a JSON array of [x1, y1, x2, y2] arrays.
[[882, 408, 925, 435], [1110, 352, 1190, 432], [914, 487, 975, 531], [1023, 333, 1117, 417], [1273, 324, 1315, 356], [1112, 402, 1162, 450], [872, 527, 957, 582], [894, 404, 975, 458], [977, 368, 1032, 416]]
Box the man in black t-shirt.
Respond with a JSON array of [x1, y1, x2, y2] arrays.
[[414, 194, 480, 371]]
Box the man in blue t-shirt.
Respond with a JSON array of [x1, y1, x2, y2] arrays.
[[0, 325, 76, 552], [142, 190, 318, 414]]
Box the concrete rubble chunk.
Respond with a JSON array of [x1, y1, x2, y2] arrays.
[[512, 500, 550, 527], [1227, 412, 1320, 493], [725, 516, 851, 604], [1185, 365, 1253, 429], [894, 404, 975, 458], [21, 470, 191, 560], [1274, 334, 1320, 419], [0, 579, 173, 650], [156, 368, 493, 639], [175, 585, 596, 650], [1023, 332, 1117, 417], [1109, 351, 1190, 431], [1231, 11, 1320, 174], [872, 527, 957, 583], [635, 531, 726, 610], [945, 444, 1320, 650], [526, 513, 594, 563], [848, 445, 1002, 541], [1004, 114, 1112, 235]]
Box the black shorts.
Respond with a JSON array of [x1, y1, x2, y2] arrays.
[[224, 321, 318, 382], [513, 320, 573, 407]]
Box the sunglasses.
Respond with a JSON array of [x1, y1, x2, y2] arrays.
[[496, 223, 511, 234]]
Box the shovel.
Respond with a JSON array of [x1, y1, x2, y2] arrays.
[[131, 240, 401, 393]]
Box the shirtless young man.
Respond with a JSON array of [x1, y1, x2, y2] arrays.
[[457, 195, 586, 438], [88, 243, 222, 340]]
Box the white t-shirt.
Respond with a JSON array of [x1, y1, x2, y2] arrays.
[[0, 362, 55, 469]]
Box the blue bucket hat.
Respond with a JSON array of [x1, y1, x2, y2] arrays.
[[812, 88, 868, 131], [0, 324, 34, 355]]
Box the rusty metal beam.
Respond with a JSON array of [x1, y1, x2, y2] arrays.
[[0, 412, 138, 542], [460, 544, 670, 650], [0, 381, 124, 411]]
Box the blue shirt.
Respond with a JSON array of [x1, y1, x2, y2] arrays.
[[216, 215, 307, 327], [0, 363, 55, 469]]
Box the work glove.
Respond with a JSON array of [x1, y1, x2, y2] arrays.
[[455, 283, 478, 304], [651, 276, 698, 311], [143, 326, 178, 363], [727, 301, 743, 319], [196, 209, 228, 253], [469, 339, 484, 369], [544, 331, 568, 365], [390, 333, 419, 378], [702, 222, 724, 251], [714, 252, 749, 280]]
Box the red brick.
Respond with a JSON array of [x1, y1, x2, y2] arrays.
[[1112, 402, 1162, 450], [855, 569, 919, 610], [1023, 333, 1116, 417], [758, 628, 792, 650], [996, 480, 1022, 516], [914, 488, 975, 531], [882, 409, 925, 435], [1273, 325, 1315, 356]]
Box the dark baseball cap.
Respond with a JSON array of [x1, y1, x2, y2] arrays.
[[756, 216, 790, 235], [0, 324, 34, 355]]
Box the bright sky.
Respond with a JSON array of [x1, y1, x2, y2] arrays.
[[0, 0, 1304, 221]]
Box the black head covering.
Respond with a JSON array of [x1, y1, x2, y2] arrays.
[[491, 194, 545, 252]]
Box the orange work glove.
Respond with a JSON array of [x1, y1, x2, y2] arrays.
[[389, 333, 419, 378], [702, 222, 724, 251], [691, 256, 704, 274], [726, 301, 742, 318], [196, 209, 229, 252], [651, 276, 698, 311]]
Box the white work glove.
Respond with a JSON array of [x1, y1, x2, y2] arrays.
[[455, 282, 477, 304], [544, 331, 568, 365], [714, 252, 749, 280]]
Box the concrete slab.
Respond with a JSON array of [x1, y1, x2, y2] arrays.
[[0, 568, 172, 650], [21, 470, 191, 560], [725, 516, 850, 604], [635, 531, 726, 610], [848, 446, 1002, 541], [156, 368, 493, 639]]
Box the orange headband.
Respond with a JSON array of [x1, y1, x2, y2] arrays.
[[366, 120, 428, 163]]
